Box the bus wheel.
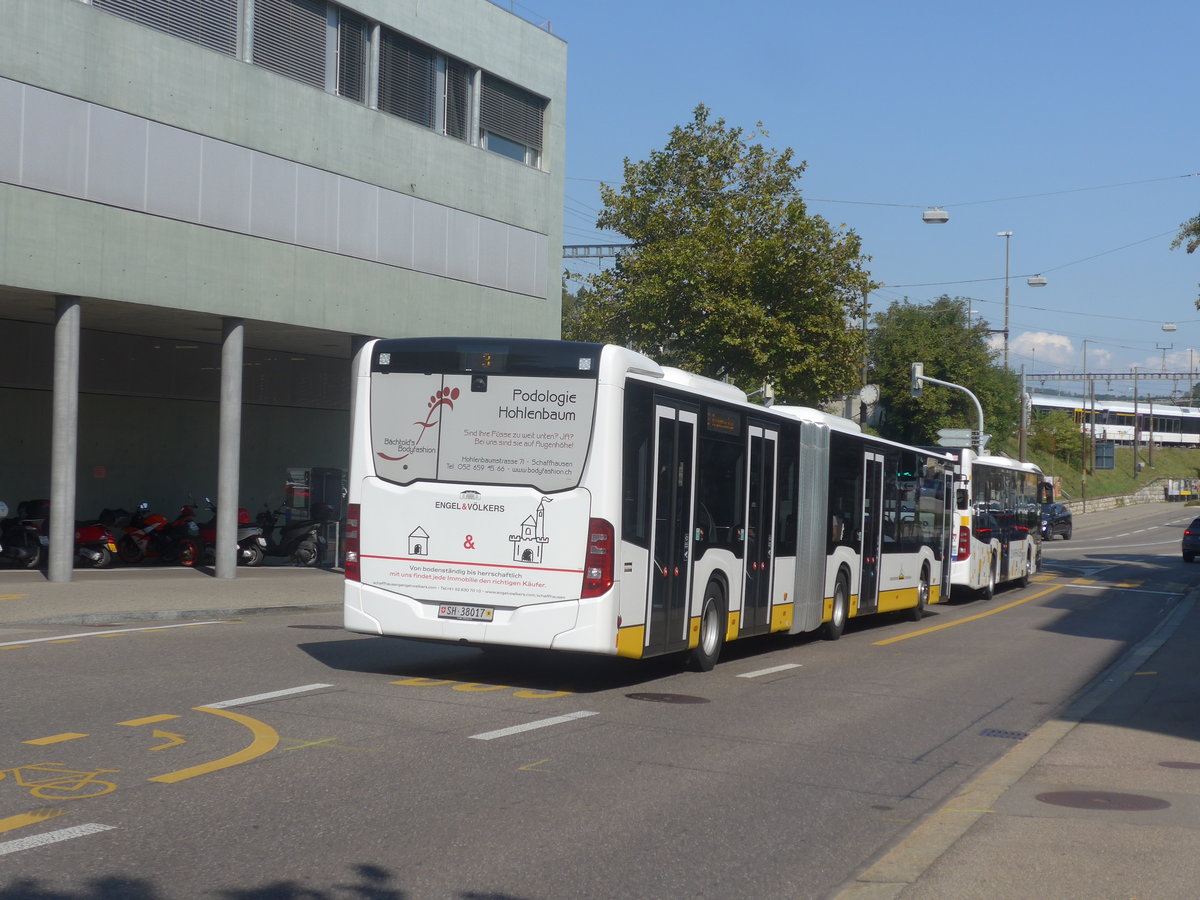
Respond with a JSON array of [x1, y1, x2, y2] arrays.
[[909, 568, 929, 621], [821, 575, 849, 640], [981, 559, 996, 601], [1016, 552, 1032, 588], [689, 584, 725, 672]]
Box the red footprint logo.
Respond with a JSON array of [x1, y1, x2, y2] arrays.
[[378, 387, 461, 461]]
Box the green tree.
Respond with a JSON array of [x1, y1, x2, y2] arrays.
[[869, 296, 1021, 448], [564, 104, 876, 405], [1171, 213, 1200, 308], [1028, 409, 1081, 466]]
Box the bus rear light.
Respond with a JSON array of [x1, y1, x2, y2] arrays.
[[345, 503, 361, 583], [955, 525, 970, 560], [581, 518, 615, 598]]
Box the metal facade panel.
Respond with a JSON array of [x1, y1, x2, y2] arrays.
[[199, 137, 253, 233], [411, 197, 448, 276], [336, 175, 378, 260], [0, 77, 23, 184], [85, 104, 148, 210], [294, 163, 339, 252], [477, 216, 509, 289], [445, 207, 480, 283], [21, 87, 88, 197], [250, 151, 299, 243], [377, 189, 415, 268], [146, 121, 203, 222]]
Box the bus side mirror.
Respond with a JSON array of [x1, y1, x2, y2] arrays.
[[956, 488, 968, 511]]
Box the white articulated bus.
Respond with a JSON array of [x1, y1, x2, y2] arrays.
[[344, 338, 953, 669], [936, 448, 1047, 598]]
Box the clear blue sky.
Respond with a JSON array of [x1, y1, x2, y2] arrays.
[[502, 0, 1200, 397]]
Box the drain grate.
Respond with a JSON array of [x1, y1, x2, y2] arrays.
[[1036, 790, 1170, 811], [626, 692, 710, 704], [980, 728, 1029, 741]]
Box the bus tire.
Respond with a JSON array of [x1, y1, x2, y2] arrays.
[[689, 583, 725, 672], [980, 557, 996, 601], [909, 567, 929, 621], [1016, 551, 1032, 588], [821, 574, 849, 640]]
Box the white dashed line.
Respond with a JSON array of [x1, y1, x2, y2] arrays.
[[203, 683, 335, 708], [737, 663, 803, 678], [0, 621, 228, 648], [0, 824, 115, 857], [470, 711, 599, 741]]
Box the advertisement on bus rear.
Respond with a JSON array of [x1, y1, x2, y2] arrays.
[[370, 373, 596, 492], [358, 482, 591, 606]]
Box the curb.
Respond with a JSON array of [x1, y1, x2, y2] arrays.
[[10, 601, 342, 627]]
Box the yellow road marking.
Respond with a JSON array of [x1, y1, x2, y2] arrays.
[[0, 646, 28, 651], [874, 585, 1065, 645], [280, 738, 337, 751], [149, 730, 186, 751], [519, 759, 551, 772], [0, 809, 66, 834], [23, 733, 89, 746], [148, 707, 278, 784], [118, 714, 181, 727], [47, 640, 80, 645], [0, 594, 25, 601]]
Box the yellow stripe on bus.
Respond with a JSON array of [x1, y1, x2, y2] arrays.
[[615, 625, 645, 659]]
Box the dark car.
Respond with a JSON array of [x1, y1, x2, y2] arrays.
[[1182, 517, 1200, 562], [1040, 502, 1072, 540]]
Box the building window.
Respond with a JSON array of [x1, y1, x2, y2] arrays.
[[378, 30, 436, 128], [92, 0, 238, 56], [444, 59, 471, 141], [252, 0, 328, 90], [480, 74, 544, 167], [337, 9, 370, 102]]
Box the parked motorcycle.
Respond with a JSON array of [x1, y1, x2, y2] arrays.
[[115, 502, 202, 566], [0, 499, 47, 569], [199, 498, 267, 566], [256, 503, 330, 566], [73, 519, 120, 568]]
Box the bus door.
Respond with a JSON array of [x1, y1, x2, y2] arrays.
[[858, 451, 884, 614], [740, 423, 777, 637], [645, 403, 698, 656]]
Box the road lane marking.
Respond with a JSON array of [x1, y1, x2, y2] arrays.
[[118, 714, 181, 727], [0, 809, 66, 835], [149, 730, 187, 751], [202, 683, 333, 709], [0, 823, 114, 856], [148, 707, 278, 784], [873, 585, 1064, 645], [470, 711, 599, 741], [737, 663, 802, 678], [23, 733, 88, 746], [0, 621, 229, 648]]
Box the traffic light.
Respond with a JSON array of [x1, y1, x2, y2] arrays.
[[910, 362, 924, 398]]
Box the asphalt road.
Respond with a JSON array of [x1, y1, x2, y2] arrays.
[[1, 503, 1196, 899]]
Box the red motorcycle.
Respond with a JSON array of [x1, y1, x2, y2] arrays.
[[115, 502, 202, 566]]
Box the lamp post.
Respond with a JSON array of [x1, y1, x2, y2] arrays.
[[997, 231, 1013, 369]]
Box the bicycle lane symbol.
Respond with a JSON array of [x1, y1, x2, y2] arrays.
[[2, 705, 280, 808], [0, 763, 119, 802]]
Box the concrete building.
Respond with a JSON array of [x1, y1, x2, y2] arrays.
[[0, 0, 566, 578]]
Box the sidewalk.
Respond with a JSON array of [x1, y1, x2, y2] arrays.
[[836, 588, 1200, 899], [0, 563, 342, 626]]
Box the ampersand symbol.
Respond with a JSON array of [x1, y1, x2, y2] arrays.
[[463, 535, 475, 550]]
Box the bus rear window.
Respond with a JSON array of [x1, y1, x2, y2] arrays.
[[369, 372, 597, 492]]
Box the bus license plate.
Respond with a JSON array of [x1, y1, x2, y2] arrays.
[[438, 604, 494, 622]]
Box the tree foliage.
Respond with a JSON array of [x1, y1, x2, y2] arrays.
[[869, 296, 1021, 448], [1171, 213, 1200, 308], [1028, 409, 1082, 467], [563, 105, 876, 405]]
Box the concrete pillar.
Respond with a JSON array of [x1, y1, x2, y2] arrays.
[[216, 318, 244, 579], [49, 296, 81, 582]]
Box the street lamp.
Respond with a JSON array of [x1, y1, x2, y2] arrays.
[[923, 207, 949, 224], [997, 231, 1012, 368]]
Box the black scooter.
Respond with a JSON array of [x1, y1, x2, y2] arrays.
[[256, 504, 331, 566], [0, 499, 47, 569]]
